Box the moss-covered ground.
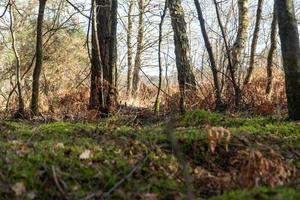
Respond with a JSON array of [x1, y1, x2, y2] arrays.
[[0, 110, 299, 199]]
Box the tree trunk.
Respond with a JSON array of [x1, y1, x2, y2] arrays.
[[90, 0, 103, 110], [108, 0, 118, 112], [276, 0, 300, 120], [213, 0, 239, 109], [266, 3, 277, 95], [132, 0, 145, 96], [90, 0, 117, 115], [154, 0, 167, 113], [9, 1, 25, 118], [168, 0, 196, 113], [244, 0, 264, 85], [194, 0, 223, 111], [31, 0, 47, 116], [126, 0, 134, 96], [231, 0, 249, 107]]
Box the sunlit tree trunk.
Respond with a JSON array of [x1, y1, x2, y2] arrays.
[[132, 0, 145, 96], [126, 0, 134, 96], [244, 0, 264, 85], [31, 0, 47, 116], [266, 3, 277, 96], [168, 0, 196, 113], [96, 0, 118, 115], [276, 0, 300, 120], [231, 0, 249, 107]]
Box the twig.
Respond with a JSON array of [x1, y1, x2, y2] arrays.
[[52, 166, 68, 199], [103, 155, 148, 199], [164, 117, 194, 200], [79, 191, 103, 200]]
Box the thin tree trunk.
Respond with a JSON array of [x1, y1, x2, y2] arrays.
[[213, 0, 239, 108], [154, 0, 167, 113], [244, 0, 264, 85], [168, 0, 196, 113], [107, 0, 118, 112], [231, 0, 249, 107], [126, 0, 134, 96], [9, 1, 25, 118], [266, 3, 277, 96], [31, 0, 47, 116], [132, 0, 145, 96], [276, 0, 300, 120], [194, 0, 223, 111]]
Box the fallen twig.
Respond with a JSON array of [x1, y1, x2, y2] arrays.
[[103, 155, 148, 199], [52, 166, 69, 199]]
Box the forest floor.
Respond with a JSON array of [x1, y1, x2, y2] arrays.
[[0, 110, 300, 200]]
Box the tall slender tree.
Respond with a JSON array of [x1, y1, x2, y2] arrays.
[[31, 0, 47, 116], [266, 3, 277, 95], [132, 0, 145, 95], [126, 0, 135, 96], [194, 0, 223, 111], [231, 0, 249, 107], [276, 0, 300, 120], [154, 0, 168, 113], [8, 0, 25, 118], [244, 0, 264, 85]]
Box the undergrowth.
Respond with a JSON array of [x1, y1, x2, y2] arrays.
[[0, 110, 299, 199]]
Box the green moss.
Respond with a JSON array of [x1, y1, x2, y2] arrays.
[[210, 187, 300, 200], [0, 117, 299, 199], [181, 110, 223, 126]]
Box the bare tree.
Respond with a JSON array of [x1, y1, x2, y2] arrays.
[[266, 3, 277, 95], [194, 0, 223, 111], [154, 0, 168, 113], [132, 0, 145, 96], [126, 0, 135, 96], [231, 0, 249, 107], [8, 0, 25, 118], [244, 0, 264, 85], [31, 0, 47, 116]]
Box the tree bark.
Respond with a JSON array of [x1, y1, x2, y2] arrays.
[[126, 0, 134, 96], [108, 0, 118, 112], [194, 0, 223, 111], [90, 0, 103, 110], [31, 0, 47, 116], [231, 0, 249, 107], [276, 0, 300, 120], [168, 0, 196, 113], [132, 0, 145, 96], [93, 0, 117, 115], [244, 0, 264, 85], [266, 3, 277, 95]]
